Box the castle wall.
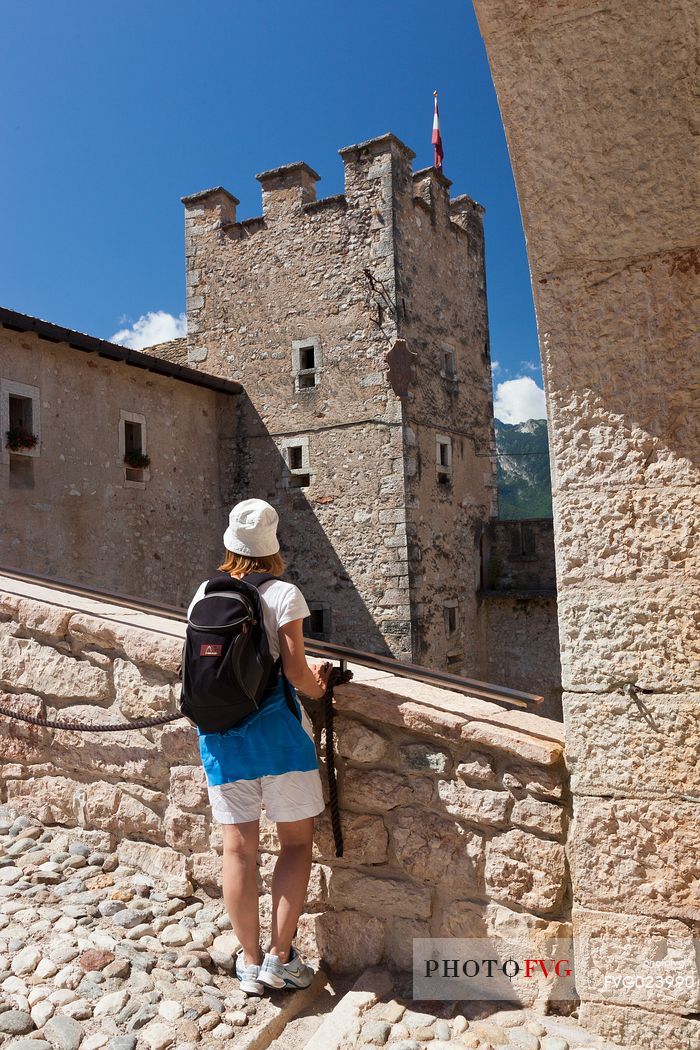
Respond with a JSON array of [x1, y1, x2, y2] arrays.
[[393, 167, 498, 674], [0, 574, 570, 992], [181, 142, 416, 657], [472, 1, 700, 1045], [0, 326, 237, 607]]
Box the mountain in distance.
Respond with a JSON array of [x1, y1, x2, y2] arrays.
[[494, 418, 553, 520]]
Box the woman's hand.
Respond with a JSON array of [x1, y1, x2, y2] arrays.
[[278, 620, 332, 700], [309, 661, 333, 695]]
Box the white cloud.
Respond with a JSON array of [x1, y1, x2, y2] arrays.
[[494, 376, 546, 424], [520, 359, 540, 373], [491, 359, 501, 373], [111, 311, 187, 350]]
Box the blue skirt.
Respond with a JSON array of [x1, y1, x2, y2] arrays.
[[197, 679, 320, 787]]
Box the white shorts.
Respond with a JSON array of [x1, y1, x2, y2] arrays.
[[208, 768, 326, 824]]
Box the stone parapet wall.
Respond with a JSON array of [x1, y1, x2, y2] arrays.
[[0, 574, 569, 994]]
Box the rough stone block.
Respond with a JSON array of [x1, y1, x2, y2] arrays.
[[327, 869, 432, 919], [163, 805, 209, 853], [16, 598, 72, 639], [573, 908, 700, 1013], [502, 763, 565, 800], [391, 805, 484, 890], [49, 728, 170, 791], [312, 811, 388, 865], [333, 717, 389, 764], [0, 692, 51, 763], [457, 753, 498, 786], [579, 1000, 700, 1050], [313, 910, 384, 973], [341, 768, 433, 811], [570, 798, 700, 921], [433, 897, 487, 938], [189, 851, 222, 891], [437, 779, 511, 828], [150, 723, 200, 766], [116, 840, 191, 896], [169, 765, 209, 811], [538, 250, 700, 487], [0, 631, 109, 701], [383, 916, 430, 972], [6, 776, 77, 825], [67, 613, 183, 672], [555, 487, 700, 587], [510, 797, 566, 839], [399, 743, 452, 774], [486, 903, 573, 1010], [557, 586, 699, 693], [72, 781, 164, 842], [114, 659, 172, 721], [485, 830, 567, 915], [461, 721, 563, 766], [564, 691, 700, 798]]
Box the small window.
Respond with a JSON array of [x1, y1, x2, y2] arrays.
[[292, 337, 321, 392], [305, 603, 331, 641], [288, 445, 304, 471], [436, 435, 452, 485], [444, 602, 458, 638], [2, 380, 41, 464], [299, 345, 315, 371], [119, 411, 149, 486], [282, 436, 310, 489], [441, 348, 456, 380]]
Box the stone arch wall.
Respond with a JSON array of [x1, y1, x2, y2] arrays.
[[471, 2, 699, 1047]]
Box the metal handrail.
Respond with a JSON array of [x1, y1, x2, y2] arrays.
[[0, 565, 543, 710]]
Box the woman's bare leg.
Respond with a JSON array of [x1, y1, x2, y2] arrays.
[[268, 817, 314, 963], [222, 820, 262, 967]]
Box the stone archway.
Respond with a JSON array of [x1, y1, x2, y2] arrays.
[[471, 2, 699, 1048]]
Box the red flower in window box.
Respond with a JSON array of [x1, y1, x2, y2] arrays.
[[6, 428, 38, 452]]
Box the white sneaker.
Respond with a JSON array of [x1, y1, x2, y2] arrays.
[[258, 945, 314, 990], [235, 949, 265, 995]]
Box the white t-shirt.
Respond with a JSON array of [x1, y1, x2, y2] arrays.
[[187, 577, 310, 661]]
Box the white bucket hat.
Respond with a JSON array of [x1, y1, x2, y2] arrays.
[[223, 499, 280, 557]]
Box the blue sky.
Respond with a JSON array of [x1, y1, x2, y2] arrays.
[[1, 0, 545, 422]]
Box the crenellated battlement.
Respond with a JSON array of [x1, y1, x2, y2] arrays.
[[182, 132, 484, 239]]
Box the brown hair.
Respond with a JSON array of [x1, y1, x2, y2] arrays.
[[218, 549, 286, 578]]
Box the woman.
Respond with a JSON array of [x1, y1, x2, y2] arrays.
[[188, 498, 332, 995]]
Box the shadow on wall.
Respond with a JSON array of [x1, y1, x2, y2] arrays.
[[230, 392, 394, 657]]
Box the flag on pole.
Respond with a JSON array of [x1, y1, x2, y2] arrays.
[[432, 91, 444, 170]]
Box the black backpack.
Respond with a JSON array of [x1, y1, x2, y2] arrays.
[[178, 572, 300, 734]]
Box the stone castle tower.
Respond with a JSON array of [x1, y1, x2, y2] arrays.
[[178, 133, 498, 674]]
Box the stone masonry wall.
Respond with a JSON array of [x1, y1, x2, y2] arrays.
[[472, 1, 700, 1047], [0, 576, 570, 997], [0, 326, 237, 608], [396, 166, 498, 677]]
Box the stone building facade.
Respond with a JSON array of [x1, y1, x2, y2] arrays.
[[0, 309, 239, 607], [177, 133, 499, 672]]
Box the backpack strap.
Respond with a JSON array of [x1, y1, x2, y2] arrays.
[[238, 573, 301, 725]]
